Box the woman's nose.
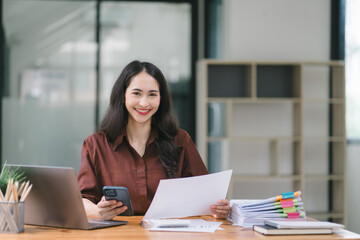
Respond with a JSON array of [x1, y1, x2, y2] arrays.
[[139, 97, 149, 107]]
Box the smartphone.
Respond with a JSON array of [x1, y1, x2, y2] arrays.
[[103, 186, 134, 216]]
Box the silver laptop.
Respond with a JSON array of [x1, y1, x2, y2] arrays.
[[9, 164, 127, 230]]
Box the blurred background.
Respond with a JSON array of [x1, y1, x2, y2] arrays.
[[1, 0, 359, 233]]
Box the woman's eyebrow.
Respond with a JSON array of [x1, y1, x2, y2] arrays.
[[131, 88, 159, 93], [131, 88, 143, 92]]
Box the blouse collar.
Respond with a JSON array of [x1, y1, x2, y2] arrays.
[[112, 130, 157, 151]]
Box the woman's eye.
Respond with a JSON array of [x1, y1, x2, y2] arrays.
[[133, 92, 140, 96]]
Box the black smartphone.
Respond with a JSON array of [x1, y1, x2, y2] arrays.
[[103, 186, 134, 216]]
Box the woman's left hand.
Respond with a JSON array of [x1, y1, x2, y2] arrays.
[[210, 199, 230, 219]]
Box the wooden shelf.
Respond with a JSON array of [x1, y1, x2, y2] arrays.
[[307, 212, 344, 219], [305, 174, 344, 181], [302, 98, 345, 103], [197, 59, 346, 224], [303, 136, 346, 141], [231, 174, 302, 181], [208, 98, 301, 103], [208, 136, 302, 142]]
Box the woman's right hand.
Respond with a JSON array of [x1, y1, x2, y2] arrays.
[[96, 196, 128, 220]]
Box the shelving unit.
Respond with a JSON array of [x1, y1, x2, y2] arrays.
[[196, 60, 346, 224]]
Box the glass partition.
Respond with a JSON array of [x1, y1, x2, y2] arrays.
[[2, 0, 97, 171], [1, 0, 193, 171]]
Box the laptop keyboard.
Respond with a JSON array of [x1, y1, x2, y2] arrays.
[[88, 218, 127, 229]]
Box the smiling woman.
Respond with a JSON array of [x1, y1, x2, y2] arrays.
[[97, 61, 182, 180], [77, 60, 230, 220], [125, 71, 161, 126], [124, 71, 161, 157]]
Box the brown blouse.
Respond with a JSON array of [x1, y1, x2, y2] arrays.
[[77, 129, 208, 215]]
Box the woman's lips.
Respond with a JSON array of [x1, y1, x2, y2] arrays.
[[136, 108, 151, 115]]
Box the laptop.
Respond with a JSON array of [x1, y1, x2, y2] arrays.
[[9, 164, 128, 230]]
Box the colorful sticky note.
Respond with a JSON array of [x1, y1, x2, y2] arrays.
[[283, 206, 297, 213], [287, 212, 300, 218], [281, 192, 295, 199], [281, 200, 295, 208]]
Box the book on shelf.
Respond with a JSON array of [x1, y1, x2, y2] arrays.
[[253, 224, 332, 235], [227, 191, 306, 227]]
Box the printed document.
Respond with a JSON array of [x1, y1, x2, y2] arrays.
[[143, 169, 232, 220]]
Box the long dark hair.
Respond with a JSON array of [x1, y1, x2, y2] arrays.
[[99, 60, 180, 178]]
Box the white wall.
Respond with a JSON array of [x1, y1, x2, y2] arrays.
[[346, 143, 360, 233], [220, 0, 360, 233], [222, 0, 330, 61]]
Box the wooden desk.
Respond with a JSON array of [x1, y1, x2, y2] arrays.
[[1, 215, 360, 240]]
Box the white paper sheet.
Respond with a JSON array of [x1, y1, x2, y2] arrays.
[[143, 169, 232, 220], [149, 219, 223, 233]]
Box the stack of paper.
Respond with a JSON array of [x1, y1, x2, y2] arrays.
[[228, 191, 306, 227]]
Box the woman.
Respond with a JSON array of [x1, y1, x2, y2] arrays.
[[77, 60, 230, 220]]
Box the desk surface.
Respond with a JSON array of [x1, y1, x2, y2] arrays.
[[1, 215, 360, 240]]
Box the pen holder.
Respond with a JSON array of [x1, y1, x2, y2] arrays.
[[0, 201, 24, 233]]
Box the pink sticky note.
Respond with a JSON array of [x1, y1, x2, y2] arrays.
[[287, 212, 300, 219], [281, 200, 294, 208]]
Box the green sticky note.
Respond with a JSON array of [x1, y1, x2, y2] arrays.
[[283, 206, 296, 213]]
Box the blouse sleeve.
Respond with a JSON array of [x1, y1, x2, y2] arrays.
[[179, 130, 209, 177], [77, 138, 102, 204]]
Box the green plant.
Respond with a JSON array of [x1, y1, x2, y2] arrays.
[[0, 163, 26, 194]]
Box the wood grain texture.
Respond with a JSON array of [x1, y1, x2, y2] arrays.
[[1, 215, 359, 240]]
